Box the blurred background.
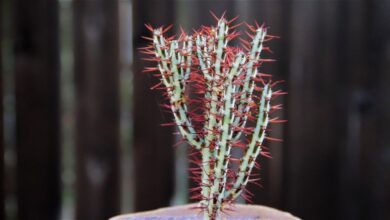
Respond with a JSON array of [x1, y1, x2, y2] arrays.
[[1, 0, 390, 219]]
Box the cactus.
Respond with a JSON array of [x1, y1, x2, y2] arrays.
[[141, 13, 285, 220]]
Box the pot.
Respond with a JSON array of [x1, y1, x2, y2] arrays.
[[110, 203, 300, 220]]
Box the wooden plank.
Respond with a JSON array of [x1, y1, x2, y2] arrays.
[[13, 0, 60, 219], [132, 0, 176, 211], [363, 1, 390, 219], [0, 0, 3, 217], [338, 1, 372, 219], [73, 0, 120, 219]]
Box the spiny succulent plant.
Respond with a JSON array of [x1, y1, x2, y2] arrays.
[[140, 12, 285, 220]]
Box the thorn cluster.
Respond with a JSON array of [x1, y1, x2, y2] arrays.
[[140, 13, 285, 220]]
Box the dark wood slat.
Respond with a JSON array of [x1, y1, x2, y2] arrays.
[[364, 1, 390, 219], [73, 0, 120, 219], [0, 0, 4, 217], [13, 0, 60, 219], [132, 0, 176, 211], [337, 1, 373, 219]]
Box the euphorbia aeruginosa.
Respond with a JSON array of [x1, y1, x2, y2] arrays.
[[140, 12, 285, 220]]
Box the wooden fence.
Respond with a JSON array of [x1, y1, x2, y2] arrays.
[[1, 0, 390, 219]]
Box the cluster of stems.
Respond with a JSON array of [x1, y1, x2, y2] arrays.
[[141, 14, 284, 220]]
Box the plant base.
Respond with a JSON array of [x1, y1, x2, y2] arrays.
[[110, 203, 300, 220]]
